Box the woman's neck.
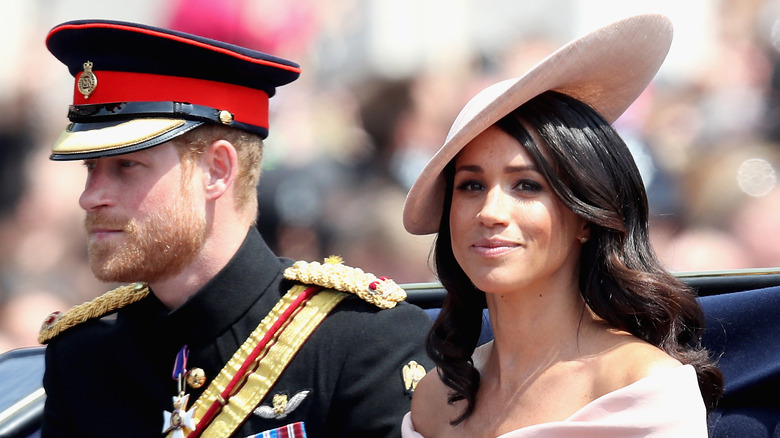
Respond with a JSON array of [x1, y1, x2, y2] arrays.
[[483, 278, 595, 383]]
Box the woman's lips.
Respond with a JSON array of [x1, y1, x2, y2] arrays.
[[471, 238, 521, 257]]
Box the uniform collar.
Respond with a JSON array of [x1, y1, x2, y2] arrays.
[[147, 228, 291, 344]]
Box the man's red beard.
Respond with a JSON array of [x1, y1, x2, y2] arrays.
[[85, 190, 206, 284]]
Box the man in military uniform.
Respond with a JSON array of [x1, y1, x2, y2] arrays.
[[38, 20, 433, 438]]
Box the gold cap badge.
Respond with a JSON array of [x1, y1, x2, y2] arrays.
[[77, 61, 98, 99]]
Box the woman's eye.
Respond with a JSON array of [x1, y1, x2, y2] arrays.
[[455, 180, 484, 192], [515, 179, 542, 192]]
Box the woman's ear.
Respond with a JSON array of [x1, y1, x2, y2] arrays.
[[203, 139, 238, 201], [578, 222, 591, 244]]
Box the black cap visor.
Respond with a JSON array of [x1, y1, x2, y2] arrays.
[[50, 118, 203, 161]]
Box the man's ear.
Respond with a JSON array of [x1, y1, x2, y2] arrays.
[[203, 139, 238, 201]]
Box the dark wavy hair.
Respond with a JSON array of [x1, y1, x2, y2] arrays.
[[428, 90, 723, 424]]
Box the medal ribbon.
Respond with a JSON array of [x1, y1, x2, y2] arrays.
[[173, 345, 189, 380]]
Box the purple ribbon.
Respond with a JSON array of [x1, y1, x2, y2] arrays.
[[172, 345, 189, 380]]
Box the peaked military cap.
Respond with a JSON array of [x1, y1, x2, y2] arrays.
[[46, 19, 301, 161]]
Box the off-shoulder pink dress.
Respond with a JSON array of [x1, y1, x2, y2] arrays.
[[401, 364, 707, 437]]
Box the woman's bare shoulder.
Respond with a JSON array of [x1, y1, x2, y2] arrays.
[[411, 369, 461, 437], [594, 332, 682, 393]]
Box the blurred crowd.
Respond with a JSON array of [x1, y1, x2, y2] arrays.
[[1, 0, 779, 353]]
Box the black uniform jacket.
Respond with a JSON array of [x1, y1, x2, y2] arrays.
[[41, 228, 433, 437]]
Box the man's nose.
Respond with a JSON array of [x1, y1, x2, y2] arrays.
[[79, 167, 114, 211]]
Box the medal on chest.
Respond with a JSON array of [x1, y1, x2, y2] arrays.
[[163, 346, 201, 438]]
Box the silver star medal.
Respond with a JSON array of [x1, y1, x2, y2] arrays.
[[163, 392, 197, 438], [163, 355, 197, 438]]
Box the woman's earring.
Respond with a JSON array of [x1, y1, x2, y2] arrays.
[[580, 236, 589, 244]]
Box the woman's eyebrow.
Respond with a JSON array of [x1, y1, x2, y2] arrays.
[[453, 164, 482, 174], [504, 164, 537, 173], [454, 163, 538, 174]]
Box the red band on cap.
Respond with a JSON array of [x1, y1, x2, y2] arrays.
[[73, 70, 269, 129]]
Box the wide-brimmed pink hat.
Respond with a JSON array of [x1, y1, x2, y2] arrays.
[[402, 14, 673, 235]]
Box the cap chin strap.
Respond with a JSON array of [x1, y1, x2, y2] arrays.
[[68, 101, 269, 137]]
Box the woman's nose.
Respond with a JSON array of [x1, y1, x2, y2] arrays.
[[477, 187, 510, 226]]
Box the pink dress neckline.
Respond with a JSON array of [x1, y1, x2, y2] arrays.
[[401, 364, 708, 437]]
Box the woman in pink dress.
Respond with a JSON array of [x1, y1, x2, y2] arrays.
[[401, 14, 723, 437]]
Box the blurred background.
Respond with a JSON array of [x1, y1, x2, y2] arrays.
[[1, 0, 779, 353]]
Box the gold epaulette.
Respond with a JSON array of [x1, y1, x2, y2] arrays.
[[283, 256, 406, 309], [38, 282, 150, 344]]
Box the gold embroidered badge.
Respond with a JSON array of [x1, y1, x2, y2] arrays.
[[403, 360, 426, 394]]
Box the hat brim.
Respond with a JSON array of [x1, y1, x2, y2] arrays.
[[50, 118, 203, 161], [402, 14, 673, 235]]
